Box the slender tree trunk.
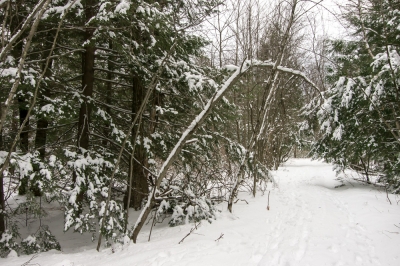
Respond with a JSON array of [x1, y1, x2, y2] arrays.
[[73, 0, 96, 211], [17, 97, 30, 195], [12, 6, 29, 155], [102, 41, 113, 147], [0, 103, 5, 236], [18, 98, 29, 152], [124, 77, 149, 210], [35, 58, 52, 160], [35, 109, 49, 159], [0, 169, 5, 236], [32, 56, 53, 197], [0, 104, 2, 150]]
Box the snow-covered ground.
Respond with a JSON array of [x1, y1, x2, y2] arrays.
[[2, 158, 400, 266]]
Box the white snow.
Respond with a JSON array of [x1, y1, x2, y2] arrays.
[[2, 159, 400, 266], [115, 0, 130, 14]]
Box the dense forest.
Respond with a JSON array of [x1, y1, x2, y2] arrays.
[[0, 0, 399, 257]]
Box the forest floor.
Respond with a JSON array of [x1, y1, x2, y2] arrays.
[[2, 158, 400, 266]]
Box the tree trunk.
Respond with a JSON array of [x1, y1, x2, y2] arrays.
[[0, 104, 2, 151], [17, 97, 30, 195], [35, 113, 48, 159], [124, 77, 149, 210], [73, 0, 96, 211], [0, 103, 5, 235], [0, 168, 5, 236], [102, 41, 113, 147], [35, 58, 52, 160], [32, 55, 53, 197], [18, 100, 29, 152]]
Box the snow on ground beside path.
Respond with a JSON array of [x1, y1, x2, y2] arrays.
[[2, 158, 400, 266]]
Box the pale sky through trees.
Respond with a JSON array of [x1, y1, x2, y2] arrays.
[[201, 0, 348, 68]]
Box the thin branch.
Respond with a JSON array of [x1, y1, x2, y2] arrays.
[[178, 222, 201, 244]]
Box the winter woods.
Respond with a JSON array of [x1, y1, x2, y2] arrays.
[[0, 0, 398, 257]]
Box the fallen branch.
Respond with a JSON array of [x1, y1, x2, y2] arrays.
[[234, 199, 249, 204], [215, 233, 224, 242], [267, 191, 270, 210], [148, 210, 157, 242], [21, 254, 39, 266], [178, 222, 201, 244], [386, 187, 392, 205]]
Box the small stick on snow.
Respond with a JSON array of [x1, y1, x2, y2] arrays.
[[215, 233, 224, 242], [385, 187, 392, 205], [178, 222, 201, 244], [21, 254, 38, 266], [267, 191, 271, 210], [234, 199, 249, 204], [148, 210, 157, 242]]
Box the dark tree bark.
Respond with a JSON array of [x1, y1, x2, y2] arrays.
[[31, 51, 53, 197], [35, 113, 48, 159], [17, 97, 31, 195], [0, 104, 2, 151], [101, 40, 113, 147], [0, 103, 5, 236], [0, 171, 4, 236], [73, 0, 96, 211], [124, 77, 149, 210], [35, 60, 52, 160], [18, 99, 29, 153]]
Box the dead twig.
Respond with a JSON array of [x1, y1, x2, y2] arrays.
[[386, 187, 392, 205], [178, 222, 201, 244], [215, 233, 224, 242], [148, 210, 157, 242], [267, 191, 270, 210], [234, 199, 249, 204], [21, 254, 39, 266]]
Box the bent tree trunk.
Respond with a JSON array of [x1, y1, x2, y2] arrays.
[[129, 56, 323, 241], [130, 63, 249, 242]]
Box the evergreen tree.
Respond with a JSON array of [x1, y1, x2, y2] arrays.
[[308, 0, 400, 190]]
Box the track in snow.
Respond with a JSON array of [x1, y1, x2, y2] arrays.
[[2, 158, 400, 266]]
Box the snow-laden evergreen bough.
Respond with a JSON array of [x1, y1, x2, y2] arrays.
[[305, 0, 400, 191]]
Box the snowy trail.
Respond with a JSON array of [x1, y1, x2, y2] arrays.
[[257, 160, 381, 266], [2, 159, 400, 266]]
